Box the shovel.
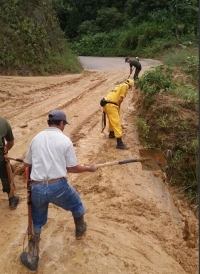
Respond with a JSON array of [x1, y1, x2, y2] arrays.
[[8, 148, 167, 171], [96, 148, 167, 171]]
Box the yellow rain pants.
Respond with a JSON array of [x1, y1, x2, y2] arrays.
[[103, 104, 122, 138]]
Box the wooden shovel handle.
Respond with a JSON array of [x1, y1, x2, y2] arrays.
[[25, 167, 34, 239], [96, 158, 150, 168], [8, 157, 23, 162]]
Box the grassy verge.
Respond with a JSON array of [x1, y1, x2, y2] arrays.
[[134, 50, 198, 208]]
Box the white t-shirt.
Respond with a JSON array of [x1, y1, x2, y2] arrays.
[[24, 127, 77, 181]]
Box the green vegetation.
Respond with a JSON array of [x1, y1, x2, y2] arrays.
[[62, 0, 199, 59], [135, 50, 198, 206], [0, 0, 83, 75], [0, 0, 198, 74], [136, 66, 175, 95], [158, 47, 199, 84]]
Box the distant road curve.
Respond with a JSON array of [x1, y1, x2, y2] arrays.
[[78, 56, 162, 71]]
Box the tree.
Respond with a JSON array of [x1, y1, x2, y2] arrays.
[[96, 7, 124, 32]]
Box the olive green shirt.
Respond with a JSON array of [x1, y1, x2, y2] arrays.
[[130, 58, 141, 69], [0, 116, 14, 147]]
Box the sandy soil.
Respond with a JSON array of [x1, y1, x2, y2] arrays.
[[0, 58, 198, 274]]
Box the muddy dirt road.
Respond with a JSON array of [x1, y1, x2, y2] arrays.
[[0, 58, 198, 274]]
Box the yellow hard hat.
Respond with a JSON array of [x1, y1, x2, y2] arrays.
[[125, 78, 134, 87]]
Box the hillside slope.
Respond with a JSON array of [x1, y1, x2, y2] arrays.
[[0, 0, 82, 75]]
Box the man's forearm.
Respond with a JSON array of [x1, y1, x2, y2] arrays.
[[67, 164, 97, 173]]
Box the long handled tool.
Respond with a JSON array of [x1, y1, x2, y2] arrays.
[[101, 111, 106, 132], [8, 148, 167, 171], [128, 67, 135, 79], [8, 157, 23, 162], [96, 148, 167, 171], [25, 167, 34, 240]]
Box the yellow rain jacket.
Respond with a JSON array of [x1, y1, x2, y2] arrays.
[[104, 83, 129, 138]]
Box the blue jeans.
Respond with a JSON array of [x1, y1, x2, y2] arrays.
[[31, 178, 85, 234]]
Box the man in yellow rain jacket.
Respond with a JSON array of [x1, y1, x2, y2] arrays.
[[103, 78, 134, 149]]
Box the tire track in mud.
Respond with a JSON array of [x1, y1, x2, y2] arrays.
[[70, 109, 102, 146], [3, 73, 108, 160], [0, 74, 95, 119]]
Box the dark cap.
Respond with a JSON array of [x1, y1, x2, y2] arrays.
[[48, 110, 70, 124], [125, 57, 129, 63]]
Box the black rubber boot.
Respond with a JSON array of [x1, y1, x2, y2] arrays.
[[109, 131, 115, 139], [9, 195, 20, 209], [20, 233, 40, 272], [73, 215, 87, 240], [116, 138, 129, 150]]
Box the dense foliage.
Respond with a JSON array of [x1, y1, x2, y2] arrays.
[[0, 0, 198, 73], [52, 0, 199, 57], [0, 0, 82, 75]]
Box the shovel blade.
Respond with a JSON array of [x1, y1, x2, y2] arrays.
[[139, 148, 167, 170], [140, 158, 161, 171]]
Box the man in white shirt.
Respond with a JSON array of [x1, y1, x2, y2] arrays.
[[20, 110, 98, 272]]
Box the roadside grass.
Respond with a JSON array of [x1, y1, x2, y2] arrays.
[[157, 46, 199, 84], [135, 49, 199, 208]]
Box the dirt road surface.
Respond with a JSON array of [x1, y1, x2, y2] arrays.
[[0, 58, 198, 274]]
